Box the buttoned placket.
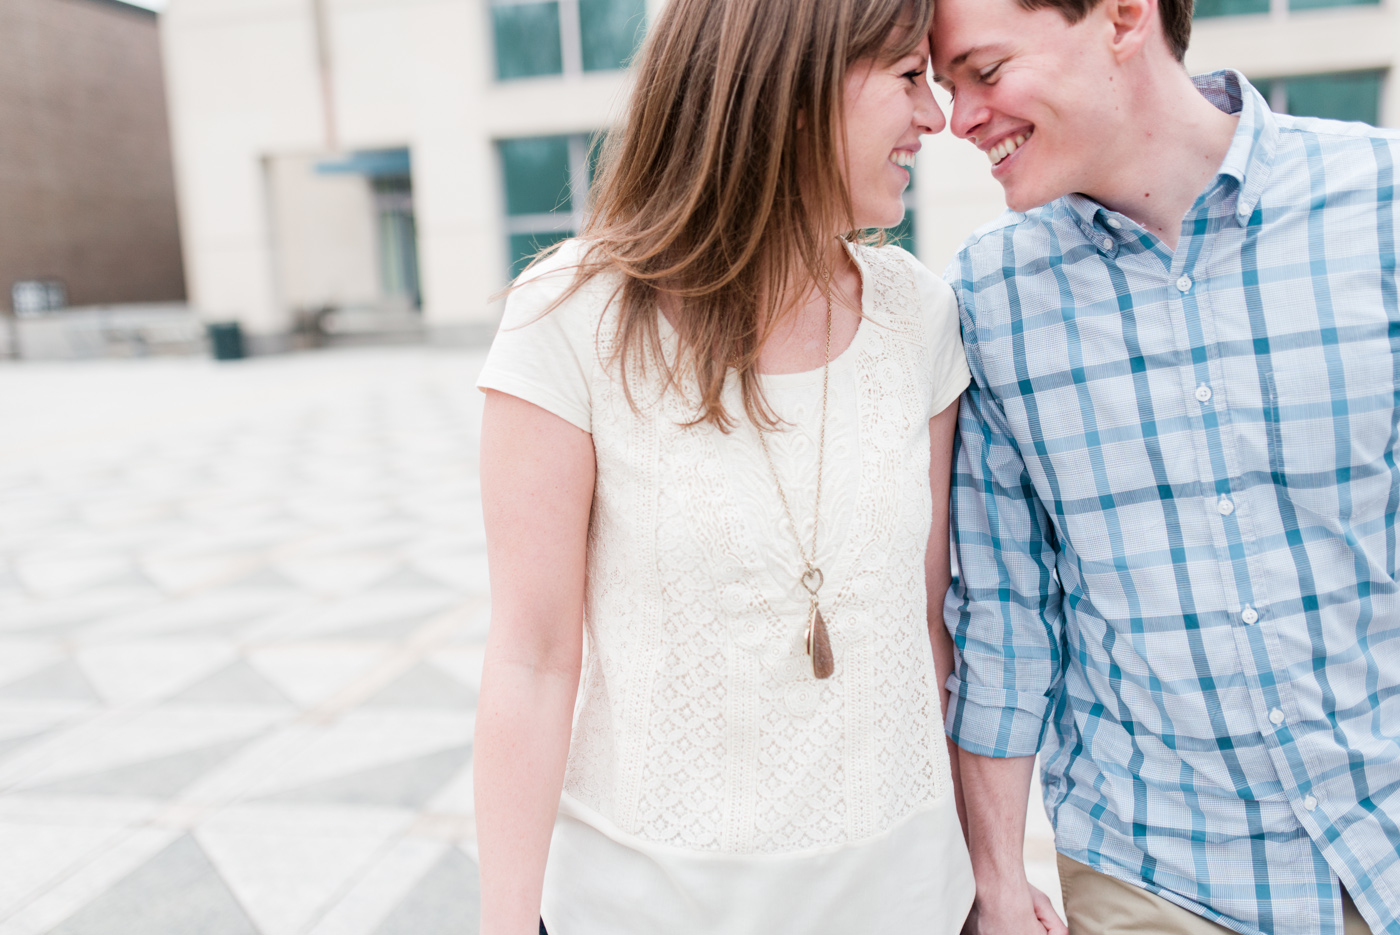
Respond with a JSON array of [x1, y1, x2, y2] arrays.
[[1148, 191, 1329, 824], [1180, 188, 1332, 838]]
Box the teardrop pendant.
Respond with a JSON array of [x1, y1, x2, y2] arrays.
[[807, 606, 834, 680]]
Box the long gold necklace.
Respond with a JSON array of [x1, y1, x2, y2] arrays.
[[757, 290, 835, 680]]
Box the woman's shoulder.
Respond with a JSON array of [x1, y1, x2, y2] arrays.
[[503, 238, 622, 331], [511, 238, 609, 299], [851, 239, 969, 409], [849, 240, 956, 328]]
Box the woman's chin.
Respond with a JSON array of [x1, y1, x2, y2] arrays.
[[852, 213, 907, 234]]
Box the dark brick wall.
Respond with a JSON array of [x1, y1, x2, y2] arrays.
[[0, 0, 185, 311]]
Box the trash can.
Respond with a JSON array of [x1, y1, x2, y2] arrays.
[[207, 321, 245, 361]]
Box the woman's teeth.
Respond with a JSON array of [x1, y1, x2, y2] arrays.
[[890, 150, 916, 168], [989, 131, 1031, 166]]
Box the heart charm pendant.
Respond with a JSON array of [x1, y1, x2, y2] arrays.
[[800, 566, 824, 596], [806, 606, 835, 679]]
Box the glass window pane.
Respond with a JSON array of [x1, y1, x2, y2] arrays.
[[1289, 0, 1379, 10], [372, 176, 421, 307], [1194, 0, 1268, 17], [510, 230, 574, 277], [500, 136, 573, 215], [586, 130, 608, 188], [1251, 77, 1275, 108], [1285, 71, 1383, 124], [493, 2, 563, 80], [580, 0, 646, 72], [886, 210, 916, 257]]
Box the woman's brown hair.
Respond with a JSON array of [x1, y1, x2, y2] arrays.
[[525, 0, 932, 430]]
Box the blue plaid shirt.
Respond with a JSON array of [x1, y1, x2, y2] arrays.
[[945, 71, 1400, 935]]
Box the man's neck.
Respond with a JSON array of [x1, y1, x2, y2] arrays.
[[1089, 69, 1239, 253]]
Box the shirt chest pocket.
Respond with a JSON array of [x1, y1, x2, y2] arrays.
[[1265, 351, 1398, 523]]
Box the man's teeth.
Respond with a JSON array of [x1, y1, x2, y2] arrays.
[[890, 150, 915, 168], [988, 132, 1030, 166]]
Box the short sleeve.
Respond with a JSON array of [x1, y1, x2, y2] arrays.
[[476, 241, 598, 433], [909, 257, 971, 419]]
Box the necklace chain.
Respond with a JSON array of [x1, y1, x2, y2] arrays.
[[756, 291, 833, 576]]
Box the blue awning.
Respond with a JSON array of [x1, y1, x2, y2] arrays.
[[315, 149, 412, 177]]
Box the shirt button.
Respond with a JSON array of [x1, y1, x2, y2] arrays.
[[1242, 606, 1259, 624], [1101, 237, 1114, 251], [1176, 275, 1193, 292], [1304, 795, 1318, 812], [1218, 496, 1234, 515], [1269, 708, 1285, 725], [1195, 384, 1213, 403], [1105, 218, 1122, 229]]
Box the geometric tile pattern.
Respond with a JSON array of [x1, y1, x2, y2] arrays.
[[0, 348, 1061, 933], [0, 350, 492, 934], [27, 736, 254, 799], [47, 835, 259, 935]]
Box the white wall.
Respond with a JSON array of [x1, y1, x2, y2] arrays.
[[163, 0, 631, 338], [265, 154, 379, 311], [162, 0, 326, 335]]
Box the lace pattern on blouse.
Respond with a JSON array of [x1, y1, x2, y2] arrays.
[[561, 244, 954, 855]]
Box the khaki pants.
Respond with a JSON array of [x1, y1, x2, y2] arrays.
[[1058, 853, 1373, 935]]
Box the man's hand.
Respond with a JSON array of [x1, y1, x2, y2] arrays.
[[954, 752, 1069, 933], [1029, 884, 1068, 934], [963, 882, 1067, 935]]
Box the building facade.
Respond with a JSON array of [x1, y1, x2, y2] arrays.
[[0, 0, 185, 318], [162, 0, 1398, 346], [161, 0, 651, 348]]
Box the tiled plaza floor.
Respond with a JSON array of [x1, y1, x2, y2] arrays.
[[0, 347, 1059, 934]]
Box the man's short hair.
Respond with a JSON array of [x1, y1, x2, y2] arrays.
[[1017, 0, 1192, 62]]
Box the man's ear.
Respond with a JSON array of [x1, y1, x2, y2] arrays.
[[1103, 0, 1157, 64]]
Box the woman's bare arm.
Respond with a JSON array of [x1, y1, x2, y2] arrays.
[[926, 397, 966, 839], [475, 390, 596, 935]]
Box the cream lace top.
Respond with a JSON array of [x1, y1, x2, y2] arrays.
[[478, 239, 973, 934]]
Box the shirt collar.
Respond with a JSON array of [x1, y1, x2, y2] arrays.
[[1204, 69, 1278, 223], [1064, 69, 1278, 245]]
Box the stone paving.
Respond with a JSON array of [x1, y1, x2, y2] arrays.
[[0, 347, 1059, 934]]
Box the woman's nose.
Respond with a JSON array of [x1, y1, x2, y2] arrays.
[[915, 79, 946, 136]]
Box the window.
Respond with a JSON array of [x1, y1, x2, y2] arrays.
[[1196, 0, 1376, 15], [1194, 0, 1268, 17], [1288, 0, 1379, 9], [492, 3, 563, 79], [492, 0, 646, 81], [885, 165, 917, 257], [315, 148, 423, 309], [499, 133, 603, 276], [1254, 70, 1384, 125], [373, 176, 422, 308], [11, 280, 65, 318]]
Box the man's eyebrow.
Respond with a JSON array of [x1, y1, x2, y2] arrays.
[[945, 46, 985, 70], [930, 58, 967, 88], [940, 44, 985, 70]]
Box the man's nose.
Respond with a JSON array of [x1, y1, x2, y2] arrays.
[[948, 90, 986, 142]]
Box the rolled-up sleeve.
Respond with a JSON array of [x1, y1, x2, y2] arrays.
[[942, 279, 1066, 760]]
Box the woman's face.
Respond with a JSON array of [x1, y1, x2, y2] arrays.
[[841, 36, 944, 231]]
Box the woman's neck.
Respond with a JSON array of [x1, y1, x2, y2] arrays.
[[756, 243, 863, 376]]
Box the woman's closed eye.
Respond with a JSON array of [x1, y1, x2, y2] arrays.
[[978, 62, 1002, 84], [899, 57, 928, 84]]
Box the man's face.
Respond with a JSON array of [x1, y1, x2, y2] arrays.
[[931, 0, 1119, 212]]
